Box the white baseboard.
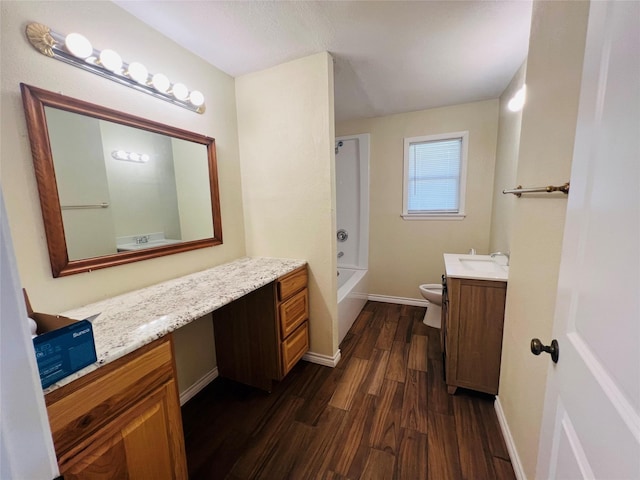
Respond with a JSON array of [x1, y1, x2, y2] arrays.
[[367, 294, 428, 307], [302, 349, 342, 367], [494, 396, 526, 480], [179, 367, 219, 406]]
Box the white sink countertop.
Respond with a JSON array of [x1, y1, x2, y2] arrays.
[[444, 253, 508, 282], [45, 256, 306, 393]]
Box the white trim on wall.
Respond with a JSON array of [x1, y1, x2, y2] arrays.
[[179, 348, 343, 405], [303, 349, 342, 368], [367, 294, 428, 307], [179, 367, 219, 406], [495, 396, 526, 480]]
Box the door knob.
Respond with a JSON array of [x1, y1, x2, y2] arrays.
[[530, 338, 559, 364]]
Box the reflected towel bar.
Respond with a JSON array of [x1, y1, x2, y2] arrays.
[[61, 202, 110, 210], [502, 183, 570, 197]]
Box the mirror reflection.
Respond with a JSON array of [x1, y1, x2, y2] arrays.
[[46, 107, 214, 261], [20, 83, 223, 277]]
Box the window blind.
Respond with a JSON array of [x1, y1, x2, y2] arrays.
[[407, 137, 462, 213]]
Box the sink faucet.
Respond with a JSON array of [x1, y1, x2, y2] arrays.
[[490, 251, 510, 266], [135, 235, 149, 244]]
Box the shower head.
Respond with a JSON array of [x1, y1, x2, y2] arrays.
[[335, 140, 344, 154]]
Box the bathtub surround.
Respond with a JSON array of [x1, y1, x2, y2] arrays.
[[335, 134, 370, 270], [336, 133, 370, 343], [336, 99, 499, 300]]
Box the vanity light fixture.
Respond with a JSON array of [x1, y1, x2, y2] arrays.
[[508, 84, 526, 112], [112, 150, 150, 163], [25, 23, 206, 114]]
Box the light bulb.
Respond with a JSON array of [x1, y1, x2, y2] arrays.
[[114, 150, 128, 160], [189, 90, 205, 107], [128, 152, 141, 162], [151, 73, 170, 93], [508, 84, 526, 112], [99, 49, 122, 73], [127, 62, 148, 84], [140, 154, 150, 163], [65, 33, 93, 59], [171, 83, 189, 101]]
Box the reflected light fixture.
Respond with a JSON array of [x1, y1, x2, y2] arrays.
[[508, 84, 526, 112], [25, 22, 205, 114], [112, 150, 150, 163]]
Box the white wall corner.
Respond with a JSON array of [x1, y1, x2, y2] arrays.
[[494, 396, 527, 480], [303, 349, 342, 368]]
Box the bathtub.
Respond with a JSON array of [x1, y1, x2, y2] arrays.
[[337, 267, 369, 344]]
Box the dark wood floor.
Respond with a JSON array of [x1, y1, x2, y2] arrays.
[[181, 301, 516, 479]]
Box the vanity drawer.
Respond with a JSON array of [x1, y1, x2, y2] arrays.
[[281, 322, 309, 376], [277, 266, 307, 301], [279, 288, 309, 338]]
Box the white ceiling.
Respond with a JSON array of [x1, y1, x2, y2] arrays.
[[113, 1, 533, 122]]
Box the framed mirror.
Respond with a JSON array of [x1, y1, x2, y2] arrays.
[[20, 83, 223, 277]]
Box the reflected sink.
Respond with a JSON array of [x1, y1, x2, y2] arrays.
[[117, 239, 181, 252], [444, 253, 508, 282]]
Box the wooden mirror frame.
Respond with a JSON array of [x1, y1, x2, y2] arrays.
[[20, 83, 223, 277]]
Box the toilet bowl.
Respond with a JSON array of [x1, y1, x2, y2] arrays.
[[418, 284, 443, 328], [419, 284, 443, 306]]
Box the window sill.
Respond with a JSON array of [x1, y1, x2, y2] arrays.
[[401, 214, 466, 221]]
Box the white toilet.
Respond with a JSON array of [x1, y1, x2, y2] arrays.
[[419, 284, 443, 328]]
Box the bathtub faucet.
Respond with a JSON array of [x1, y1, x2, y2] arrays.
[[337, 251, 344, 258]]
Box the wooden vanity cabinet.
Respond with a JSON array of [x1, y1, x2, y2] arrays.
[[213, 265, 309, 391], [276, 266, 310, 378], [44, 336, 187, 480], [443, 276, 507, 395]]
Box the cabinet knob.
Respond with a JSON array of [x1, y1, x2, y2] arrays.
[[530, 338, 559, 363]]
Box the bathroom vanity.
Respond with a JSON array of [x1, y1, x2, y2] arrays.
[[442, 254, 508, 395], [212, 265, 309, 391], [42, 257, 308, 479]]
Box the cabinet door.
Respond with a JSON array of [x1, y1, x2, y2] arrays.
[[447, 278, 506, 394], [60, 381, 185, 480]]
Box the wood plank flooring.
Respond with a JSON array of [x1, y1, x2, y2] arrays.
[[181, 301, 516, 479]]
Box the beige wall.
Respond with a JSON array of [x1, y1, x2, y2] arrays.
[[1, 1, 245, 393], [497, 1, 589, 478], [489, 62, 526, 253], [337, 100, 499, 300], [236, 52, 338, 357]]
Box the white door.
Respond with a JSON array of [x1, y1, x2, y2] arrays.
[[535, 1, 640, 479]]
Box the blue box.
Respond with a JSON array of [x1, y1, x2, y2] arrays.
[[32, 319, 97, 389], [24, 290, 98, 389]]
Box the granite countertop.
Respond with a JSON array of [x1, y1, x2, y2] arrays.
[[44, 256, 306, 393]]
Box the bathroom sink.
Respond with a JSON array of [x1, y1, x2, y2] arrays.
[[459, 257, 507, 273], [444, 254, 508, 282]]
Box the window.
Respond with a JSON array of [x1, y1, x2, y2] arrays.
[[402, 131, 468, 220]]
